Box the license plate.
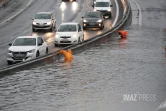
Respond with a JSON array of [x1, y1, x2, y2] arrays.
[[89, 23, 95, 26], [62, 39, 69, 41], [15, 54, 25, 57]]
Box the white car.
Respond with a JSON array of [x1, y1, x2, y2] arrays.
[[93, 0, 113, 18], [54, 23, 84, 46], [32, 12, 56, 32], [7, 36, 48, 65]]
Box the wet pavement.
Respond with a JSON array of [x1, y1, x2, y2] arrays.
[[0, 0, 119, 68], [0, 0, 166, 111], [0, 25, 166, 111]]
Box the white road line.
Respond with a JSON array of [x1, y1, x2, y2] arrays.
[[132, 0, 142, 25], [27, 0, 33, 7], [111, 0, 119, 28], [0, 0, 33, 25], [0, 9, 24, 24]]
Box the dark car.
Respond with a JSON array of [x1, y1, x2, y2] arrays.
[[62, 0, 76, 2], [82, 11, 104, 30]]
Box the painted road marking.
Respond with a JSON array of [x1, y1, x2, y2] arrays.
[[1, 9, 24, 24], [0, 0, 33, 24], [132, 0, 142, 25], [112, 0, 119, 28], [27, 0, 33, 7]]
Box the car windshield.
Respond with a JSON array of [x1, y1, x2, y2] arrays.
[[13, 38, 36, 46], [58, 25, 77, 32], [95, 2, 110, 7], [85, 12, 100, 18], [35, 13, 51, 19]]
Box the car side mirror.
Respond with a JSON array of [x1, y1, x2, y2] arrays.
[[38, 43, 43, 46], [110, 5, 113, 7], [31, 18, 34, 20], [92, 5, 94, 7], [9, 43, 12, 46]]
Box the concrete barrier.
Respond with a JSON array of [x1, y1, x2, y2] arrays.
[[0, 0, 132, 75]]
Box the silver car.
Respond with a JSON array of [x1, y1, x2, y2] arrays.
[[32, 12, 56, 32]]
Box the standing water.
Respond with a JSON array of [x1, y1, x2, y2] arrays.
[[0, 25, 166, 111]]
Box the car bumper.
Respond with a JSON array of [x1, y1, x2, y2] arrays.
[[7, 53, 36, 62], [101, 11, 111, 16], [55, 37, 78, 45], [83, 22, 103, 28], [32, 25, 52, 30]]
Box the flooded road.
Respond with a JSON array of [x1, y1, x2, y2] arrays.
[[0, 0, 166, 110], [0, 25, 166, 111]]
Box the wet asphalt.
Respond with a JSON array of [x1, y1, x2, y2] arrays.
[[0, 0, 119, 68], [0, 0, 166, 111]]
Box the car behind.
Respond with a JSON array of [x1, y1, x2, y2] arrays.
[[32, 12, 56, 32], [82, 11, 104, 30], [54, 23, 84, 46]]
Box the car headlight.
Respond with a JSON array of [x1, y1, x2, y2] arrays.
[[55, 34, 60, 38], [107, 9, 111, 11], [83, 19, 88, 22], [33, 22, 37, 25], [8, 50, 12, 53], [72, 33, 77, 38], [47, 22, 51, 25], [94, 9, 96, 11], [28, 49, 35, 53], [97, 19, 102, 22]]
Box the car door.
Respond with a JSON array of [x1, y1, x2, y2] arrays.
[[77, 24, 84, 41], [37, 37, 45, 55]]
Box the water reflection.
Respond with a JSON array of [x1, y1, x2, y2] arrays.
[[60, 2, 66, 11], [72, 2, 78, 12], [60, 2, 66, 22], [31, 32, 38, 36], [119, 37, 128, 49]]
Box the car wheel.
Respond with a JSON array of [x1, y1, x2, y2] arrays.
[[32, 28, 36, 32], [109, 13, 112, 18], [54, 43, 59, 47], [45, 48, 48, 54], [50, 26, 53, 32], [54, 25, 56, 31], [7, 61, 12, 65], [100, 25, 104, 30], [78, 37, 81, 43], [36, 51, 40, 57], [82, 35, 84, 41], [100, 26, 103, 30]]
